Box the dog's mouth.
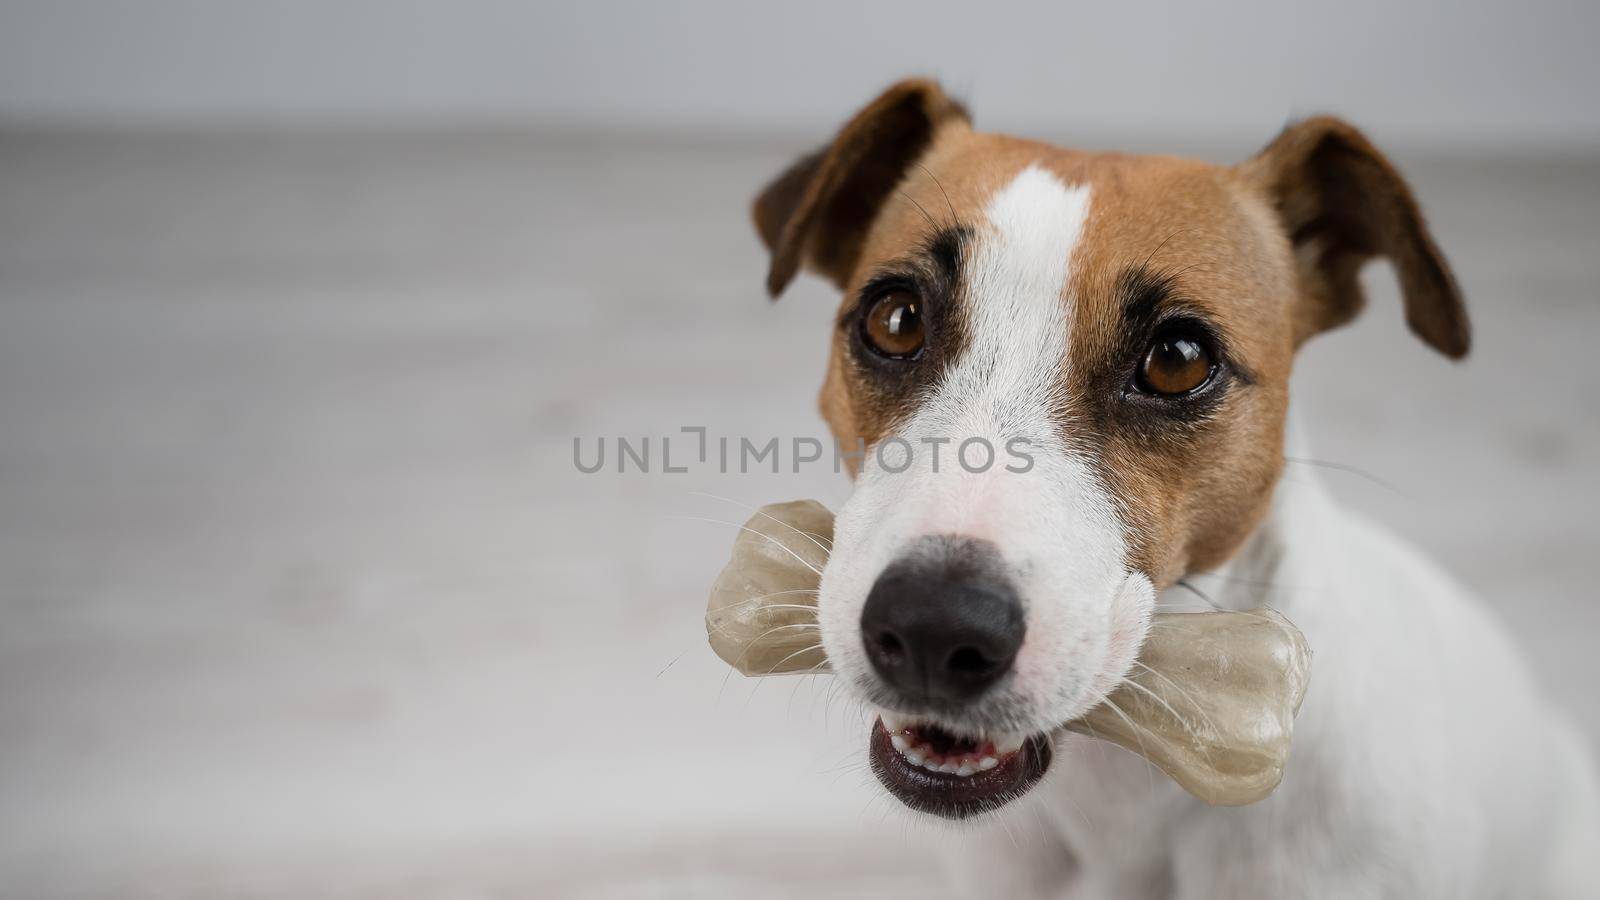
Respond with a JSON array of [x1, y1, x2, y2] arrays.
[[868, 713, 1053, 819]]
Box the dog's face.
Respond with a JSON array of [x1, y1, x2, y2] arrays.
[[752, 81, 1467, 819]]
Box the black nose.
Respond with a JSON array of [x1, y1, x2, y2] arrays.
[[860, 536, 1025, 704]]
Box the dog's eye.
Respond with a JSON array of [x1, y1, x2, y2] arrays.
[[861, 289, 924, 359], [1137, 328, 1214, 396]]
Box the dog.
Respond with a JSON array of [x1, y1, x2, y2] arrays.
[[749, 79, 1599, 898]]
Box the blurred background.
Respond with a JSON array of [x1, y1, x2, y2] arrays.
[[1, 1, 1596, 896]]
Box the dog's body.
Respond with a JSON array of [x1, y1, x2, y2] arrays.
[[984, 462, 1600, 898], [750, 80, 1599, 897]]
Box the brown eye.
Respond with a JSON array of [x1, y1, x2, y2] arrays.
[[861, 289, 925, 359], [1138, 332, 1213, 395]]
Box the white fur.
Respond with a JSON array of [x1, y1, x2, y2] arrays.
[[817, 166, 1154, 738], [963, 444, 1600, 898]]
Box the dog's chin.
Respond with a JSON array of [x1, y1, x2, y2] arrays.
[[868, 713, 1054, 820]]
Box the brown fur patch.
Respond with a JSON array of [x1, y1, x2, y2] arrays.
[[1060, 155, 1297, 583], [752, 79, 968, 298], [1237, 117, 1470, 358]]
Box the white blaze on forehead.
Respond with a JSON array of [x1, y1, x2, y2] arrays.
[[886, 163, 1109, 548], [928, 164, 1092, 435]]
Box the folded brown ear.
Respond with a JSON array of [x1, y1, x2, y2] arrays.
[[752, 79, 969, 298], [1240, 117, 1470, 358]]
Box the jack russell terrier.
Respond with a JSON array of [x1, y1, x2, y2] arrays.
[[750, 79, 1599, 898]]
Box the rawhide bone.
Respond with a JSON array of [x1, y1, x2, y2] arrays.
[[706, 500, 1313, 806]]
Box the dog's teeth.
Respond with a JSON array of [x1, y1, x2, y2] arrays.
[[992, 731, 1025, 755], [885, 717, 1024, 776]]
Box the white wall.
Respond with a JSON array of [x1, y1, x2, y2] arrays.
[[1, 0, 1596, 148]]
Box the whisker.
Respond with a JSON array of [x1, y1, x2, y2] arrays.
[[742, 641, 826, 709], [1142, 226, 1193, 272], [915, 162, 958, 225], [706, 615, 819, 644], [758, 641, 827, 677], [709, 620, 818, 640], [719, 626, 818, 702], [1162, 259, 1214, 282], [898, 186, 941, 237], [720, 605, 825, 621], [1173, 578, 1223, 611], [718, 588, 820, 607], [710, 590, 821, 619], [654, 648, 689, 679], [1116, 676, 1212, 764], [1117, 674, 1193, 730], [1284, 455, 1407, 497], [1052, 756, 1096, 832], [689, 491, 836, 554], [1173, 581, 1280, 624], [1129, 659, 1219, 736], [787, 656, 832, 709], [995, 804, 1021, 850], [1099, 695, 1157, 795], [667, 513, 824, 576], [708, 602, 823, 624]]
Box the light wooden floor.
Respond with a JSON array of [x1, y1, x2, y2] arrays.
[[0, 130, 1596, 897]]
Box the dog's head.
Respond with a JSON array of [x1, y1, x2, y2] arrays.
[[752, 79, 1467, 818]]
